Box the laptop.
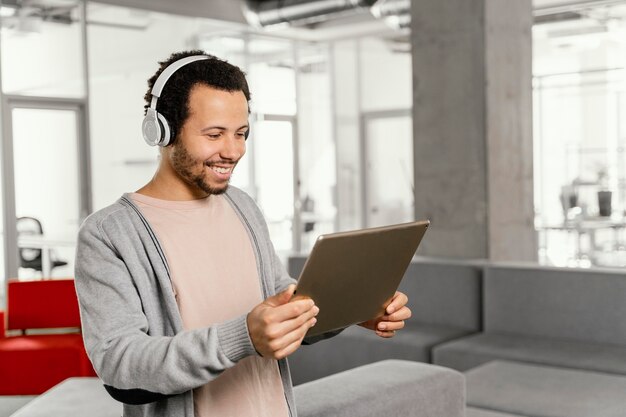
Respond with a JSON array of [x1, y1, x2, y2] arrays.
[[294, 220, 429, 337]]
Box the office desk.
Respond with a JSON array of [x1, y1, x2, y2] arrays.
[[538, 217, 626, 266]]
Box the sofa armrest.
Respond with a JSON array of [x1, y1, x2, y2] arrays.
[[294, 360, 465, 417], [0, 310, 5, 338]]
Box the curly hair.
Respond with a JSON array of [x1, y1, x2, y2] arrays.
[[144, 50, 251, 145]]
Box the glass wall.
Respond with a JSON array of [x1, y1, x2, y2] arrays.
[[333, 36, 413, 232], [0, 0, 416, 294], [247, 36, 298, 253], [363, 112, 413, 228], [534, 7, 626, 267], [296, 42, 335, 251], [12, 106, 81, 278], [253, 118, 295, 251], [1, 0, 87, 283]]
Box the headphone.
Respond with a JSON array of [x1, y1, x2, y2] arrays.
[[142, 55, 209, 147], [143, 55, 251, 147]]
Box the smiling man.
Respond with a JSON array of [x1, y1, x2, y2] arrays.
[[74, 50, 411, 417]]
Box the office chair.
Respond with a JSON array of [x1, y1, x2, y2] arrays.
[[16, 216, 68, 273]]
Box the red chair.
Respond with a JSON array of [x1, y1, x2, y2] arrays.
[[0, 278, 96, 395]]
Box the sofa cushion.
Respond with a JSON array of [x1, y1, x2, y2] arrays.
[[484, 265, 626, 345], [10, 377, 120, 417], [294, 360, 465, 417], [7, 279, 81, 330], [0, 334, 95, 395], [466, 361, 626, 417], [290, 323, 473, 385], [0, 396, 36, 417], [398, 259, 483, 330], [432, 332, 626, 373]]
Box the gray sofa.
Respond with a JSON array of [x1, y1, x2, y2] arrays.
[[289, 256, 626, 417], [431, 263, 626, 417], [465, 360, 626, 417], [7, 361, 465, 417], [287, 256, 483, 385], [294, 360, 465, 417], [433, 264, 626, 374]]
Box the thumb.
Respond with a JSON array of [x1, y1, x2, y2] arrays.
[[265, 284, 296, 307]]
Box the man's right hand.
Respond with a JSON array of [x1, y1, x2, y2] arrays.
[[247, 284, 318, 360]]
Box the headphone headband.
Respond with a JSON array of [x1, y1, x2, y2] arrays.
[[149, 55, 209, 109], [143, 54, 209, 147]]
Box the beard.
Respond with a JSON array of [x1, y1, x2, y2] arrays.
[[170, 142, 231, 196]]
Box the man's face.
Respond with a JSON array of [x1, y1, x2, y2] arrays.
[[169, 84, 248, 196]]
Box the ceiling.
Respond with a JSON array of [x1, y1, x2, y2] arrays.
[[3, 0, 626, 42], [90, 0, 625, 23]]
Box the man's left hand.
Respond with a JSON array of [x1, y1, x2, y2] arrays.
[[359, 291, 411, 338]]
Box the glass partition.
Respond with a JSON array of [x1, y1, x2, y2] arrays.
[[332, 37, 413, 232], [535, 69, 626, 267], [253, 118, 295, 252], [0, 0, 417, 263], [534, 13, 626, 267], [363, 112, 414, 228], [11, 106, 82, 278], [296, 43, 336, 251]]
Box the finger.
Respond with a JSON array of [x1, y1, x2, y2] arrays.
[[272, 317, 317, 358], [386, 292, 408, 314], [265, 284, 297, 307], [271, 305, 319, 337], [375, 330, 396, 338], [270, 299, 316, 322], [274, 336, 306, 359], [377, 320, 405, 332], [381, 307, 412, 322]]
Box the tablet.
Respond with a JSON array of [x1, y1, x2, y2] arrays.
[[294, 220, 429, 337]]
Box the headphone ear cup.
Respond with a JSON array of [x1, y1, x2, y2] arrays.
[[142, 109, 162, 146], [157, 112, 171, 146]]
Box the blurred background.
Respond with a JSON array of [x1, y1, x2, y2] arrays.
[[0, 0, 625, 296]]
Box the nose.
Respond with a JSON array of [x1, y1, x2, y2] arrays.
[[220, 134, 246, 161]]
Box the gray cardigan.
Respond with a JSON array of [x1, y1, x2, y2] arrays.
[[75, 187, 317, 417]]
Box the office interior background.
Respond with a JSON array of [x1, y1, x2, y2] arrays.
[[0, 0, 625, 292]]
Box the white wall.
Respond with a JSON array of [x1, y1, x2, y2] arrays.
[[359, 37, 412, 112]]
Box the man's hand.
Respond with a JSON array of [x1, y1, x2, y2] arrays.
[[359, 291, 411, 338], [247, 284, 319, 359]]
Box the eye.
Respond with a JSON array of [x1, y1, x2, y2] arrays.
[[206, 133, 221, 139], [236, 131, 247, 138]]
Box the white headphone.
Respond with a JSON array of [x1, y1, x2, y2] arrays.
[[142, 55, 209, 147]]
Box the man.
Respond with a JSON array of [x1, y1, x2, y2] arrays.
[[75, 50, 411, 417]]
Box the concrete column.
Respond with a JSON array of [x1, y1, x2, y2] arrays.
[[411, 0, 536, 261]]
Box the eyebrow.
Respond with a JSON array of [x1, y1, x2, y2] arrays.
[[200, 125, 249, 133]]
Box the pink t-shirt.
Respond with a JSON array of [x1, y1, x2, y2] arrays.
[[130, 193, 289, 417]]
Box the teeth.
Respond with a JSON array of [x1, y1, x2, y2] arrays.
[[211, 166, 231, 174]]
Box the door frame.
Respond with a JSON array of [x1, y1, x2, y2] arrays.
[[360, 108, 412, 228], [1, 96, 92, 280]]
